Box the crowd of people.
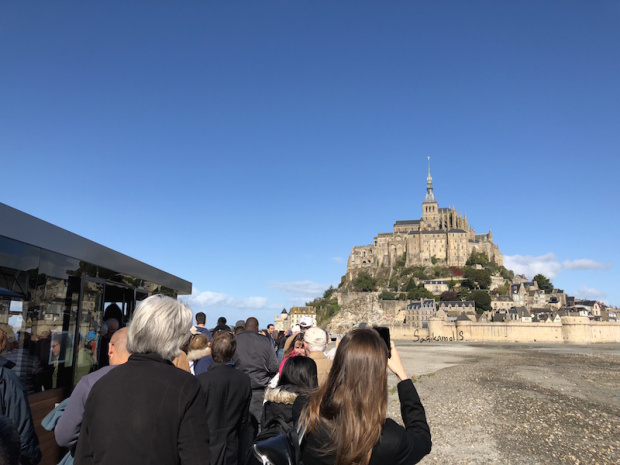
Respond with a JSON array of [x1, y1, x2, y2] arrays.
[[0, 295, 431, 465]]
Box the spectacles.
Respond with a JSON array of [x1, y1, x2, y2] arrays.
[[51, 343, 60, 349]]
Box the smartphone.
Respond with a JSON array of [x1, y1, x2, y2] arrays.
[[373, 326, 391, 358]]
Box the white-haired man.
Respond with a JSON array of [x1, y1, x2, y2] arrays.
[[75, 295, 211, 465], [303, 327, 332, 386]]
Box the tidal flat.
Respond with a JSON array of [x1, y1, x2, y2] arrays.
[[386, 342, 620, 465]]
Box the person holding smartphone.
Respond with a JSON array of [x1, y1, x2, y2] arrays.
[[298, 328, 431, 465]]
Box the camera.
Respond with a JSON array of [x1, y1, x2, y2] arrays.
[[373, 326, 391, 358]]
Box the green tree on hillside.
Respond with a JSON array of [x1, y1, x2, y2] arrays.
[[490, 281, 510, 296], [411, 267, 430, 280], [403, 278, 417, 293], [533, 274, 554, 293], [461, 277, 476, 290], [499, 266, 514, 280], [466, 251, 490, 267], [474, 269, 491, 289], [379, 290, 398, 300], [440, 290, 459, 301], [469, 290, 492, 314], [353, 272, 376, 292], [463, 267, 491, 289], [306, 286, 341, 326], [407, 286, 435, 300], [322, 286, 336, 299]]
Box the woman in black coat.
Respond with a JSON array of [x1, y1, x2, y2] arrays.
[[298, 328, 431, 465], [198, 331, 252, 465], [260, 356, 317, 437]]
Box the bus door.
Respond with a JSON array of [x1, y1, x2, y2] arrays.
[[75, 278, 105, 384]]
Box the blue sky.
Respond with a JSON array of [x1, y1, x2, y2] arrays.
[[2, 1, 619, 326]]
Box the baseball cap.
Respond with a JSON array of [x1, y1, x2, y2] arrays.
[[235, 320, 246, 329], [299, 316, 313, 328], [304, 327, 327, 347]]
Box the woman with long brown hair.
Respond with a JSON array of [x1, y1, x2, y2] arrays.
[[298, 328, 431, 465]]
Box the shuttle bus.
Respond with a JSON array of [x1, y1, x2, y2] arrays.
[[0, 203, 192, 464]]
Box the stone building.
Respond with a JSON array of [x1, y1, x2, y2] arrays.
[[439, 301, 476, 314], [274, 308, 290, 332], [274, 306, 317, 331], [404, 299, 436, 328], [491, 295, 513, 311], [424, 280, 449, 295], [346, 159, 502, 278], [288, 306, 316, 327]]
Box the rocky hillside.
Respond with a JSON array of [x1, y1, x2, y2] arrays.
[[325, 251, 515, 332], [327, 292, 401, 333]]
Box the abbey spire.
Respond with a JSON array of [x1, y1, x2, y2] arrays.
[[423, 156, 437, 204], [421, 156, 440, 229]]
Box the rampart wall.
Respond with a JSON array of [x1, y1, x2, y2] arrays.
[[388, 317, 620, 344]]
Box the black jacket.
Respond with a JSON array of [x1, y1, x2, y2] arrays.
[[197, 362, 251, 465], [234, 332, 279, 391], [261, 385, 300, 433], [74, 353, 210, 465], [300, 379, 431, 465], [0, 356, 41, 465]]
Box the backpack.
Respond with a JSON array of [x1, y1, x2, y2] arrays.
[[244, 425, 304, 465], [255, 416, 291, 442]]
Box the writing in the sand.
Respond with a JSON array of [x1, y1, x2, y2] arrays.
[[413, 329, 464, 342]]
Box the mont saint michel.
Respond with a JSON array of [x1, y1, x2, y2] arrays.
[[347, 159, 502, 276], [304, 160, 620, 344]]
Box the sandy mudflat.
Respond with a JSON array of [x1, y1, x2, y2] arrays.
[[386, 341, 620, 465]]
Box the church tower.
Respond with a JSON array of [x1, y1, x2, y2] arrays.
[[421, 157, 439, 229]]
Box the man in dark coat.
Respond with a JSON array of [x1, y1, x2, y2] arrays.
[[74, 295, 210, 465], [96, 317, 119, 368], [211, 316, 231, 334], [194, 312, 212, 341], [198, 331, 251, 465], [0, 413, 21, 465], [234, 317, 279, 428], [55, 328, 131, 450], [0, 329, 41, 465]]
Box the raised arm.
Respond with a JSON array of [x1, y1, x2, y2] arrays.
[[387, 342, 432, 464]]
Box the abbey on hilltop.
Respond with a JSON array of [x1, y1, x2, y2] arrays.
[[347, 158, 503, 274]]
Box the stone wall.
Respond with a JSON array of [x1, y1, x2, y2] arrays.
[[330, 292, 405, 332], [386, 317, 620, 344]]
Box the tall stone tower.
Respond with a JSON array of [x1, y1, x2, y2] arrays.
[[421, 157, 439, 229]]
